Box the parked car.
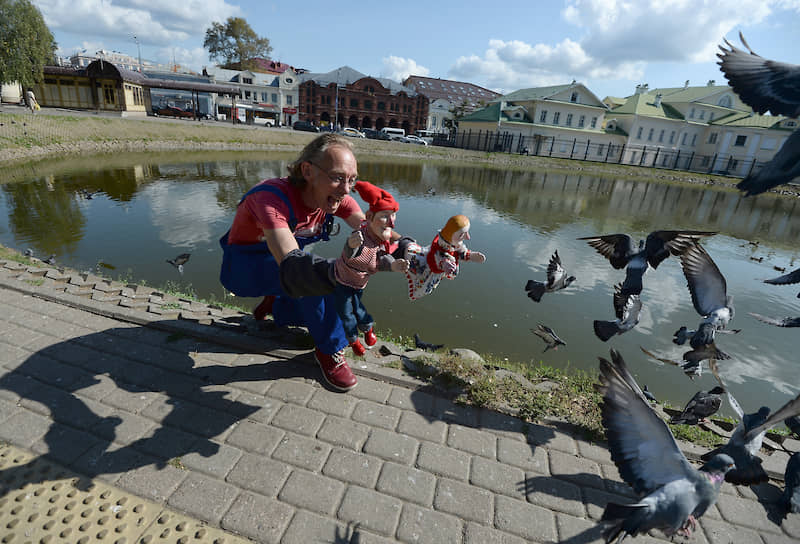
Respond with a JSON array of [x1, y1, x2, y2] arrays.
[[293, 120, 320, 133], [362, 128, 390, 140], [153, 105, 195, 119], [403, 135, 428, 146], [340, 127, 365, 138]]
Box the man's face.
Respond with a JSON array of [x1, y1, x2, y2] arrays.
[[368, 210, 396, 241], [304, 145, 358, 213]]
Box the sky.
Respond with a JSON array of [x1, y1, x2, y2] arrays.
[[35, 0, 800, 101]]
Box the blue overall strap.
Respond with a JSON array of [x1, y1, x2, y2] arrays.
[[239, 183, 297, 232]]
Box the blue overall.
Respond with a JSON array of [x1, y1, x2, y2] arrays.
[[219, 183, 347, 354]]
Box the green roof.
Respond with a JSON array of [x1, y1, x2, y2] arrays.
[[460, 101, 502, 122], [497, 84, 574, 102], [610, 92, 684, 119], [712, 111, 790, 129], [646, 85, 731, 104]]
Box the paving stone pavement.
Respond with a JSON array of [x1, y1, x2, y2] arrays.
[[0, 258, 798, 543]]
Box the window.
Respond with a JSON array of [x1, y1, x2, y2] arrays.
[[689, 108, 695, 118], [681, 132, 687, 145], [708, 132, 718, 144], [578, 115, 585, 128], [658, 129, 664, 142], [647, 128, 654, 141], [701, 156, 710, 166], [271, 93, 278, 103], [709, 112, 715, 121], [566, 113, 573, 126], [636, 127, 643, 139], [669, 131, 675, 144], [553, 112, 560, 124], [377, 101, 385, 111], [591, 117, 597, 128], [242, 77, 253, 84], [787, 121, 797, 128], [261, 92, 267, 101], [350, 98, 359, 107], [734, 135, 747, 146], [431, 115, 437, 127], [570, 92, 578, 103], [699, 110, 705, 120], [717, 95, 732, 108], [539, 110, 547, 123], [286, 95, 292, 105], [364, 100, 372, 109], [597, 144, 604, 156], [691, 134, 697, 146]]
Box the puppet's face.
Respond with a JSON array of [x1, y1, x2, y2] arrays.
[[368, 210, 396, 241], [448, 224, 470, 245]]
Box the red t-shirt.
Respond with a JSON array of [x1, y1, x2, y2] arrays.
[[227, 178, 360, 245]]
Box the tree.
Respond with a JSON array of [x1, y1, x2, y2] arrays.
[[0, 0, 56, 88], [203, 17, 272, 70]]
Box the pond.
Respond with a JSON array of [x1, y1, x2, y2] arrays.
[[1, 151, 798, 416]]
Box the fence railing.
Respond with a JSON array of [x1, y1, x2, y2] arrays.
[[431, 130, 767, 179]]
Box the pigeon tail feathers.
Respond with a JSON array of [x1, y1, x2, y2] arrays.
[[594, 320, 620, 342], [525, 280, 546, 302]]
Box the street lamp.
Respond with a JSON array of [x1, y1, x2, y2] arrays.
[[334, 69, 340, 132], [133, 35, 142, 72]]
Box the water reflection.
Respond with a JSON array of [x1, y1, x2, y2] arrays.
[[1, 155, 798, 414]]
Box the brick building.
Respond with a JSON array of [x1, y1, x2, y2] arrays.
[[298, 66, 428, 134]]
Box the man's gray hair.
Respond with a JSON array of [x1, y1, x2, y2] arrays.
[[288, 133, 354, 187]]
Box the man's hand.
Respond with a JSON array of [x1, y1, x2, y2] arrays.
[[391, 258, 409, 273], [347, 231, 364, 249]]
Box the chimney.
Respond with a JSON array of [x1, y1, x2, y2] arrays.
[[635, 84, 642, 94], [707, 79, 715, 86], [684, 80, 689, 89], [642, 83, 648, 92], [654, 94, 662, 107]]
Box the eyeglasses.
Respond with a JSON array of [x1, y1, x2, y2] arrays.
[[310, 162, 358, 189]]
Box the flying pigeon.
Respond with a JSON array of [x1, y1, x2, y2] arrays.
[[678, 241, 735, 350], [763, 266, 800, 298], [639, 345, 725, 382], [578, 230, 716, 298], [717, 32, 800, 196], [780, 452, 800, 517], [596, 349, 735, 541], [414, 333, 443, 352], [669, 386, 725, 425], [531, 324, 566, 352], [594, 283, 642, 341], [524, 250, 576, 302], [166, 253, 191, 274], [701, 390, 800, 485], [749, 312, 800, 328]]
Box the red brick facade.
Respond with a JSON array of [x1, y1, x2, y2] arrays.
[[299, 76, 428, 134]]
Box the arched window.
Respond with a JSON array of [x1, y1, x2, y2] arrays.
[[570, 92, 578, 103], [717, 95, 732, 108]]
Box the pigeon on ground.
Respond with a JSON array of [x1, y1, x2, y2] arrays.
[[531, 324, 566, 352], [42, 254, 56, 265], [717, 32, 800, 196], [524, 250, 576, 302], [780, 452, 800, 517], [414, 333, 443, 352], [23, 248, 33, 257], [678, 241, 735, 350], [786, 415, 800, 438], [166, 253, 191, 274], [643, 385, 657, 403], [578, 230, 716, 297], [701, 391, 800, 485], [594, 283, 642, 341], [596, 349, 735, 541], [670, 386, 725, 425], [764, 267, 800, 298]]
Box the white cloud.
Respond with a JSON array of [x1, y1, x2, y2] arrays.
[[449, 0, 776, 93], [380, 56, 430, 82], [155, 46, 211, 72], [35, 0, 240, 46]]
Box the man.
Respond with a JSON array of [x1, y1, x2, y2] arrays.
[[220, 134, 397, 391]]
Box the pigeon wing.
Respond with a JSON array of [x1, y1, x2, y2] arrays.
[[645, 230, 718, 269], [578, 234, 635, 269], [612, 283, 626, 320], [597, 349, 695, 495], [680, 243, 728, 317], [743, 392, 800, 444], [737, 130, 800, 196], [749, 312, 800, 327], [717, 33, 800, 118], [174, 253, 191, 266], [546, 251, 565, 288], [764, 267, 800, 285]]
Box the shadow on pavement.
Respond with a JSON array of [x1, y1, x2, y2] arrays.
[[0, 320, 317, 489]]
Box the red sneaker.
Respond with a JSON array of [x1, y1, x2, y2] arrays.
[[253, 295, 275, 320], [314, 348, 357, 391], [364, 327, 377, 347], [349, 339, 366, 356]]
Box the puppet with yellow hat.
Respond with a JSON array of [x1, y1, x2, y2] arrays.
[[333, 181, 409, 355], [403, 214, 486, 301]]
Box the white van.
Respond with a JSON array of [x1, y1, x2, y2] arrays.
[[380, 127, 405, 141]]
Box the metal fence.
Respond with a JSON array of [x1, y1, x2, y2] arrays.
[[432, 130, 766, 179]]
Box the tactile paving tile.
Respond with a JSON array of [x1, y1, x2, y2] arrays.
[[0, 444, 252, 543]]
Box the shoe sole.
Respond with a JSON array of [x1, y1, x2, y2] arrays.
[[314, 353, 358, 392]]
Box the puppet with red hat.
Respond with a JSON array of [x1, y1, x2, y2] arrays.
[[332, 181, 409, 355], [403, 214, 486, 301]]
